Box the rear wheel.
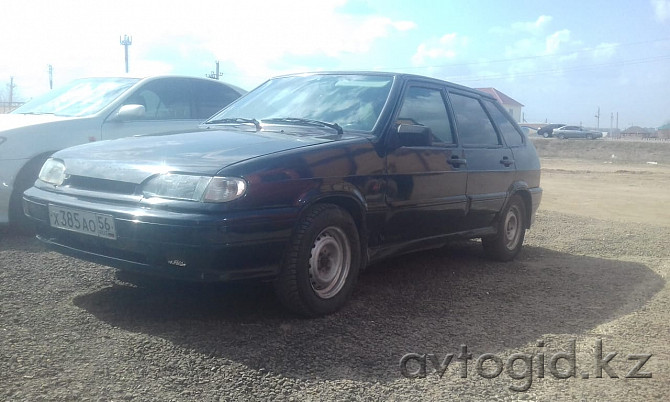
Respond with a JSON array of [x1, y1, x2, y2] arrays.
[[274, 204, 361, 317], [482, 194, 527, 262]]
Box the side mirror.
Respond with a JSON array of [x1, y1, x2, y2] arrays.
[[115, 104, 146, 121], [397, 124, 433, 147]]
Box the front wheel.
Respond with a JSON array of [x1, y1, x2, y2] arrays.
[[274, 204, 361, 317], [482, 194, 527, 262], [542, 132, 550, 138]]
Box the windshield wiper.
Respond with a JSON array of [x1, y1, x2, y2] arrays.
[[261, 117, 343, 135], [205, 117, 261, 131]]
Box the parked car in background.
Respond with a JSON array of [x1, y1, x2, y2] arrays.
[[24, 71, 542, 316], [0, 76, 245, 232], [536, 123, 566, 138], [553, 125, 603, 140], [519, 125, 537, 137]]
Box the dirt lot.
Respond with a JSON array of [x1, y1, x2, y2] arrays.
[[1, 139, 668, 401]]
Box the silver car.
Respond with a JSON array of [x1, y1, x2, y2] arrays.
[[553, 125, 603, 140], [0, 76, 245, 232]]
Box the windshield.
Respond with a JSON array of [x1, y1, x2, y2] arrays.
[[12, 77, 140, 117], [206, 74, 394, 133]]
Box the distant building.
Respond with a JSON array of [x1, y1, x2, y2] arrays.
[[621, 126, 657, 139], [476, 88, 524, 122], [658, 123, 670, 139]]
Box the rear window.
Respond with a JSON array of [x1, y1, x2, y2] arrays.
[[483, 99, 524, 147]]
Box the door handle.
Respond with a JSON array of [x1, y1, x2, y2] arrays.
[[500, 156, 514, 167], [448, 156, 467, 167]]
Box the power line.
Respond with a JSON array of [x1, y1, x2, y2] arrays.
[[451, 54, 670, 82], [392, 37, 670, 71]]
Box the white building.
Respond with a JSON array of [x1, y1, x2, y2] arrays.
[[476, 88, 524, 123]]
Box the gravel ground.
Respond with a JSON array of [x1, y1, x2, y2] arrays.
[[1, 206, 668, 401]]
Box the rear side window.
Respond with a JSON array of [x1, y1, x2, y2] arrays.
[[396, 86, 455, 144], [449, 93, 500, 146], [483, 99, 524, 147], [192, 81, 241, 119]]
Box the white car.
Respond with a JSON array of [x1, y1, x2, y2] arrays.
[[0, 75, 245, 231]]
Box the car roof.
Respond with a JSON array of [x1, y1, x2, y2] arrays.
[[69, 75, 247, 94], [272, 71, 496, 101]]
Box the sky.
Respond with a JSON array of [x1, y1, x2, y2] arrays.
[[1, 0, 669, 128]]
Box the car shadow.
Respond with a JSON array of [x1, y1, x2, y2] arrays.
[[72, 242, 664, 382]]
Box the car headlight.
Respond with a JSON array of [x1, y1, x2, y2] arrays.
[[142, 174, 246, 203], [38, 158, 67, 186]]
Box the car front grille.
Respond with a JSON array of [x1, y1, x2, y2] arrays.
[[64, 175, 138, 195]]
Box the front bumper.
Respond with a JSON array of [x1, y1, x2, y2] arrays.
[[23, 187, 298, 282]]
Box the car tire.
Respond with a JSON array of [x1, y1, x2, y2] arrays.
[[586, 134, 593, 140], [482, 194, 527, 262], [274, 203, 361, 317], [557, 133, 566, 140], [542, 132, 550, 138]]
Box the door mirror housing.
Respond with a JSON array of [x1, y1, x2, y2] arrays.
[[396, 124, 433, 147], [115, 104, 146, 121]]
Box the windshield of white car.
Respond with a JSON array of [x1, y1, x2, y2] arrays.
[[205, 74, 394, 134], [11, 77, 140, 117]]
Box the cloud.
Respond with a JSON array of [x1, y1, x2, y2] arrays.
[[491, 15, 553, 35], [411, 33, 469, 66], [651, 0, 670, 21], [592, 43, 618, 60], [1, 0, 416, 96], [511, 15, 553, 33], [545, 30, 572, 54]]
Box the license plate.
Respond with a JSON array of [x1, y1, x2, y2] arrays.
[[48, 205, 117, 240]]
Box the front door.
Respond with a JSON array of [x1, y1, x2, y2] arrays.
[[383, 84, 468, 245], [101, 78, 202, 141]]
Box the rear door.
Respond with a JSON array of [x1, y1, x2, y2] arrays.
[[383, 82, 467, 244], [448, 91, 516, 230]]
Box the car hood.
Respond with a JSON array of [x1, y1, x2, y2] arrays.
[[0, 113, 78, 132], [55, 128, 351, 184]]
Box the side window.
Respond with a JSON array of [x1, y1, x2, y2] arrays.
[[484, 100, 524, 147], [192, 81, 241, 119], [128, 79, 193, 120], [449, 93, 500, 146], [396, 86, 454, 144]]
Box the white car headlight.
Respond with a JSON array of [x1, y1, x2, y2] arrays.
[[38, 158, 67, 186], [142, 174, 246, 203]]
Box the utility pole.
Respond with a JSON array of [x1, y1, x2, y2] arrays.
[[120, 35, 133, 73], [8, 76, 15, 105], [594, 106, 600, 129], [48, 64, 53, 89], [206, 60, 222, 80], [610, 112, 614, 138]]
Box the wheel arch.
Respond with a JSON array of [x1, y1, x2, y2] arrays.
[[507, 182, 533, 229], [298, 193, 369, 268]]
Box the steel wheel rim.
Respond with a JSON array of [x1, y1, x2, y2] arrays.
[[308, 226, 351, 299], [503, 205, 522, 250]]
